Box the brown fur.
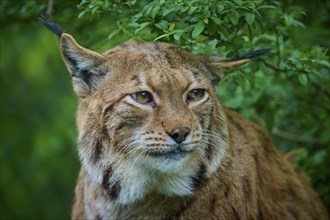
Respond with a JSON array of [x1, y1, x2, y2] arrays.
[[51, 33, 328, 219]]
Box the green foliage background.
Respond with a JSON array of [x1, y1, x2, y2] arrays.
[[0, 0, 329, 219]]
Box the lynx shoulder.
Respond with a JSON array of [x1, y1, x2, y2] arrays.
[[40, 16, 328, 220]]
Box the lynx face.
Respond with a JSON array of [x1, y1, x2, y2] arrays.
[[72, 41, 229, 203], [101, 50, 217, 169]]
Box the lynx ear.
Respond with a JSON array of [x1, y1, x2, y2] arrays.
[[39, 15, 108, 97], [60, 34, 107, 97], [208, 49, 269, 79]]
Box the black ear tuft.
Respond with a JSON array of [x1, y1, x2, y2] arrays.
[[39, 14, 65, 37], [208, 49, 270, 77], [227, 49, 270, 61]]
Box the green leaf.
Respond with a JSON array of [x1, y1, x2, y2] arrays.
[[78, 0, 89, 7], [163, 7, 177, 16], [233, 0, 243, 6], [192, 21, 205, 39], [245, 13, 255, 25], [88, 3, 94, 9], [188, 6, 197, 15], [155, 20, 169, 30], [142, 2, 156, 17], [257, 5, 276, 10], [154, 32, 175, 41], [78, 10, 88, 19], [210, 16, 221, 25], [284, 14, 294, 26], [203, 6, 210, 17], [108, 29, 120, 40], [229, 10, 239, 25], [151, 4, 161, 18], [103, 0, 109, 10], [217, 5, 224, 13], [292, 20, 305, 28], [320, 60, 330, 68], [134, 22, 151, 34], [169, 23, 175, 32], [91, 6, 99, 14], [180, 6, 189, 13], [298, 74, 308, 85], [174, 30, 184, 40]]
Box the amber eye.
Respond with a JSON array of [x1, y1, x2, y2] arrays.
[[131, 91, 154, 105], [187, 89, 206, 102]]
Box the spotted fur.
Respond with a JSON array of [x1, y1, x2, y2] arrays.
[[40, 18, 328, 220]]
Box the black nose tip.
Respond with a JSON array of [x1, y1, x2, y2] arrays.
[[167, 127, 190, 144]]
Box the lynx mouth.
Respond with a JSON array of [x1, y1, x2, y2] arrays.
[[145, 147, 193, 159]]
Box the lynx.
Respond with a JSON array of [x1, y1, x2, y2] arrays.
[[40, 16, 328, 220]]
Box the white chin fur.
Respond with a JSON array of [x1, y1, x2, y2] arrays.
[[81, 143, 201, 205], [114, 153, 198, 205]]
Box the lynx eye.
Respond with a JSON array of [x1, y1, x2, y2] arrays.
[[130, 91, 154, 105], [187, 89, 206, 102]]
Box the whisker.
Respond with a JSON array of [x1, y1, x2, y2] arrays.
[[127, 148, 146, 172], [115, 140, 143, 165]]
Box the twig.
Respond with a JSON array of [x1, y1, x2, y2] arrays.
[[285, 148, 305, 161], [272, 128, 321, 144], [258, 59, 285, 72], [46, 0, 54, 17]]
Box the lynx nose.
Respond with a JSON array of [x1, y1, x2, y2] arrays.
[[167, 127, 190, 144]]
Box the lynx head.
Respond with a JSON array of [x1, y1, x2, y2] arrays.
[[40, 16, 267, 204]]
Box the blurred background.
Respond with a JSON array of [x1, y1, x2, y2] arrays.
[[0, 0, 329, 219]]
